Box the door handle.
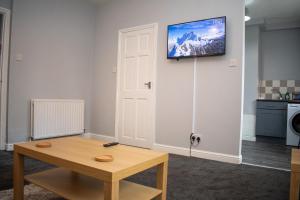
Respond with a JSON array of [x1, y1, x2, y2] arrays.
[[144, 81, 152, 89]]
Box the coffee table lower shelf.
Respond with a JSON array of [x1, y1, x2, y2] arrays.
[[24, 168, 162, 200]]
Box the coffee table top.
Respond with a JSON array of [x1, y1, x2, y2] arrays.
[[14, 136, 168, 181]]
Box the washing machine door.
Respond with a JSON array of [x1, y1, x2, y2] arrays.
[[290, 112, 300, 136]]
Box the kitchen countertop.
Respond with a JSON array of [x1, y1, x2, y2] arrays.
[[257, 99, 300, 104]]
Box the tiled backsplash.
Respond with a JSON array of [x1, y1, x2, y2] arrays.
[[259, 80, 300, 100]]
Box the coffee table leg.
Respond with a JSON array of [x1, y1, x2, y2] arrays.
[[14, 151, 24, 200], [104, 181, 119, 200], [290, 172, 300, 200], [156, 161, 168, 200]]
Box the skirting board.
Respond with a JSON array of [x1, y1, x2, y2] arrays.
[[87, 133, 242, 164], [242, 135, 256, 142], [242, 114, 256, 142], [83, 133, 117, 142], [153, 143, 242, 164]]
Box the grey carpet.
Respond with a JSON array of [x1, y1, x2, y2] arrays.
[[0, 151, 54, 191], [0, 151, 290, 200], [128, 155, 290, 200], [0, 184, 62, 200]]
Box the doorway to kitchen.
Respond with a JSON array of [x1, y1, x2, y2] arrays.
[[241, 0, 300, 170]]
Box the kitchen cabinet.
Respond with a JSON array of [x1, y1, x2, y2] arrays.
[[256, 100, 288, 138]]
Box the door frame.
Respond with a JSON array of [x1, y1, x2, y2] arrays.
[[0, 7, 10, 150], [115, 23, 158, 148]]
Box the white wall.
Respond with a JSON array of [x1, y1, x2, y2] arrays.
[[242, 26, 260, 141], [244, 26, 260, 115], [7, 0, 97, 143], [261, 28, 300, 80], [91, 0, 244, 156]]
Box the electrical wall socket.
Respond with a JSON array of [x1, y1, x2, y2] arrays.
[[5, 144, 14, 151], [190, 133, 202, 144], [192, 133, 202, 138]]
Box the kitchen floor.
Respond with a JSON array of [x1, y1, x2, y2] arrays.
[[242, 136, 292, 170]]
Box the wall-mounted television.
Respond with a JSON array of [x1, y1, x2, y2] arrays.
[[167, 16, 226, 59]]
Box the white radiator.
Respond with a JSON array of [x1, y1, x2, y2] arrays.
[[31, 99, 85, 140]]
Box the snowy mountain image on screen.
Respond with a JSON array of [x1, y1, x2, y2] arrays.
[[168, 31, 225, 58]]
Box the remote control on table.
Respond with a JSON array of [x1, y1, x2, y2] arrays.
[[103, 142, 119, 147]]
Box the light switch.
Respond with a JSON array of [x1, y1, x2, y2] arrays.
[[15, 54, 23, 62], [112, 66, 117, 73], [229, 59, 238, 67]]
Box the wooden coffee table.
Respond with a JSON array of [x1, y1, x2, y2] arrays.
[[290, 148, 300, 200], [13, 136, 168, 200]]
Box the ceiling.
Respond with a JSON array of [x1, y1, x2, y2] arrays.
[[90, 0, 300, 21], [89, 0, 109, 4], [246, 0, 300, 24], [89, 0, 300, 25]]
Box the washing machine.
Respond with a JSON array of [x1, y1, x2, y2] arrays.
[[287, 104, 300, 146]]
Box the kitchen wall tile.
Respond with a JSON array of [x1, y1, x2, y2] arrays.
[[266, 87, 272, 94], [272, 93, 280, 100], [279, 87, 287, 94], [280, 80, 287, 87], [259, 87, 265, 94], [266, 80, 272, 87], [273, 80, 280, 87], [287, 87, 295, 93], [260, 93, 266, 99], [265, 94, 272, 99], [259, 80, 300, 100], [272, 87, 280, 93], [287, 80, 295, 87]]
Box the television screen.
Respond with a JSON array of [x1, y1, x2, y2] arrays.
[[167, 16, 226, 59]]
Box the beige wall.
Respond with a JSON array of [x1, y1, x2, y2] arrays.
[[91, 0, 244, 156], [7, 0, 244, 157], [7, 0, 97, 143]]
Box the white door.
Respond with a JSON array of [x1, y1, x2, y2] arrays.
[[116, 23, 157, 149]]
